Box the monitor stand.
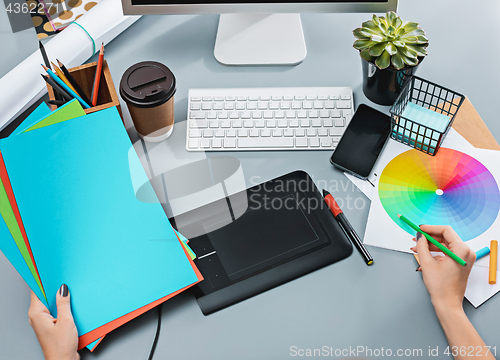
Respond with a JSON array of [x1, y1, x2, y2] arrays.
[[214, 14, 307, 66]]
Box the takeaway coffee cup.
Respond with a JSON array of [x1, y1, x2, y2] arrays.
[[120, 61, 176, 142]]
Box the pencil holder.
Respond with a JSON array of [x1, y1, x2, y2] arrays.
[[389, 76, 465, 156], [46, 60, 123, 119]]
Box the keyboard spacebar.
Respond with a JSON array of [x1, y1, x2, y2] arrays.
[[238, 138, 294, 148]]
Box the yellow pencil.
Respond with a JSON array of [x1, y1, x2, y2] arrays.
[[489, 240, 497, 284], [51, 62, 78, 94]]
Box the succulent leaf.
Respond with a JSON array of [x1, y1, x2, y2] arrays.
[[354, 13, 428, 69], [369, 42, 387, 56], [391, 52, 404, 70], [375, 50, 391, 69], [360, 49, 376, 62], [353, 39, 378, 50], [385, 43, 397, 55]]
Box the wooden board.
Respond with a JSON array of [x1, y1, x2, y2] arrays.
[[451, 96, 500, 151]]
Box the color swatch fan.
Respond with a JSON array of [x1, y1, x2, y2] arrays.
[[379, 148, 500, 241]]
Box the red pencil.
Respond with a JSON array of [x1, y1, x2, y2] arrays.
[[91, 43, 104, 106]]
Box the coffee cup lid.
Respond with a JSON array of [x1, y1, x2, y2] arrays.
[[120, 61, 176, 108]]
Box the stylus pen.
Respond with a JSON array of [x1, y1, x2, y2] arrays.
[[397, 214, 467, 267], [323, 189, 373, 265]]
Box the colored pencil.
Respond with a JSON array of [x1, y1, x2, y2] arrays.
[[323, 189, 373, 265], [91, 43, 105, 106], [48, 100, 67, 106], [41, 75, 73, 102], [39, 41, 50, 69], [51, 61, 78, 94], [476, 247, 490, 261], [56, 59, 93, 106], [42, 65, 91, 109], [398, 214, 467, 266], [489, 240, 497, 284]]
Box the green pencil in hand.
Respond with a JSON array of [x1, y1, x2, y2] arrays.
[[397, 214, 467, 267]]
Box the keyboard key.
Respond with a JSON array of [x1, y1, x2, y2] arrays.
[[213, 103, 223, 110], [248, 95, 259, 101], [260, 96, 271, 101], [277, 120, 288, 128], [310, 138, 320, 147], [281, 102, 291, 109], [215, 129, 225, 137], [190, 111, 205, 119], [321, 138, 332, 147], [263, 111, 274, 119], [240, 111, 251, 119], [307, 128, 316, 137], [269, 101, 280, 110], [272, 95, 282, 101], [318, 128, 328, 136], [189, 121, 200, 128], [252, 111, 262, 119], [284, 95, 294, 101], [224, 138, 236, 148], [226, 129, 236, 137], [300, 119, 310, 127], [238, 138, 294, 148], [244, 120, 254, 128], [314, 101, 323, 109], [295, 95, 305, 100], [221, 120, 231, 128], [238, 129, 248, 137], [332, 136, 341, 142], [201, 139, 211, 148], [249, 129, 260, 137], [337, 100, 351, 109], [212, 138, 222, 148], [286, 110, 296, 118], [312, 119, 322, 127], [324, 101, 335, 109], [297, 110, 307, 118], [306, 95, 316, 100], [329, 95, 339, 100], [232, 120, 242, 128], [229, 111, 239, 119], [308, 110, 318, 118], [261, 129, 271, 137], [323, 119, 333, 127], [202, 96, 212, 101], [188, 139, 199, 148], [283, 129, 294, 137], [303, 101, 313, 109], [218, 111, 228, 119], [214, 96, 224, 101], [255, 120, 265, 128], [295, 128, 305, 137], [189, 130, 202, 138], [329, 127, 344, 136], [235, 102, 246, 110], [196, 120, 208, 128], [272, 129, 282, 137], [320, 110, 330, 118], [224, 103, 234, 110], [190, 97, 201, 101], [247, 102, 257, 110], [207, 111, 217, 119], [201, 102, 212, 110], [190, 103, 201, 110], [203, 129, 214, 138], [266, 119, 276, 128], [275, 110, 285, 118], [289, 119, 299, 128], [225, 96, 236, 101], [296, 138, 308, 147], [331, 110, 341, 118], [258, 102, 268, 110], [341, 94, 351, 100], [335, 118, 345, 127], [209, 120, 219, 128], [292, 101, 302, 109]]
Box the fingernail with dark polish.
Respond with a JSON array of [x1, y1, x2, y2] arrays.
[[59, 284, 68, 297], [416, 232, 422, 240]]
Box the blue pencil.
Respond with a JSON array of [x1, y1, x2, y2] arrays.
[[42, 65, 91, 109]]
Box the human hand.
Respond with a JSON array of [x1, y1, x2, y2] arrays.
[[410, 225, 476, 311], [28, 285, 79, 360]]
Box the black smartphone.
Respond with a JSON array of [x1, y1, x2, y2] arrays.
[[330, 104, 391, 179]]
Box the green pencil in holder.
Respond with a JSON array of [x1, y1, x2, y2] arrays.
[[389, 76, 465, 156]]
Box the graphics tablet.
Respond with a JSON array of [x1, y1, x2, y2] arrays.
[[185, 170, 353, 315]]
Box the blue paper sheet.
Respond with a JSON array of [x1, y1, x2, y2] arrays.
[[0, 107, 200, 338]]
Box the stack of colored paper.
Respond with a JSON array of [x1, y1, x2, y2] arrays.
[[0, 100, 202, 351]]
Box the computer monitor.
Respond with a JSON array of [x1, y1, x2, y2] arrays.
[[122, 0, 398, 66]]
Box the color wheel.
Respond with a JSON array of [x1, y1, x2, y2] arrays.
[[379, 148, 500, 241]]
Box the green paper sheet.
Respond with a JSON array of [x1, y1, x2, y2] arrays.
[[23, 99, 86, 132]]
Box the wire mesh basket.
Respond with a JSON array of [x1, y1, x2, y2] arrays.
[[389, 76, 465, 155]]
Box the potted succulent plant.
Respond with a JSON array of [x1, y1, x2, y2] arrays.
[[353, 11, 429, 105]]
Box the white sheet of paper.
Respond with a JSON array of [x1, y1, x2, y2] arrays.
[[345, 128, 500, 307]]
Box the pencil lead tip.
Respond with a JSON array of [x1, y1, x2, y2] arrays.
[[396, 214, 401, 218]]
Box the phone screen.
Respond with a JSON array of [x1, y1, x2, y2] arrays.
[[330, 104, 391, 179]]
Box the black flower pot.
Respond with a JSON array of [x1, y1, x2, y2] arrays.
[[361, 58, 422, 106]]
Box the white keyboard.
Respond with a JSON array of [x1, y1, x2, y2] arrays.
[[186, 87, 353, 151]]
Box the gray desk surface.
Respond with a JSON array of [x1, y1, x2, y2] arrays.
[[1, 1, 500, 359]]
